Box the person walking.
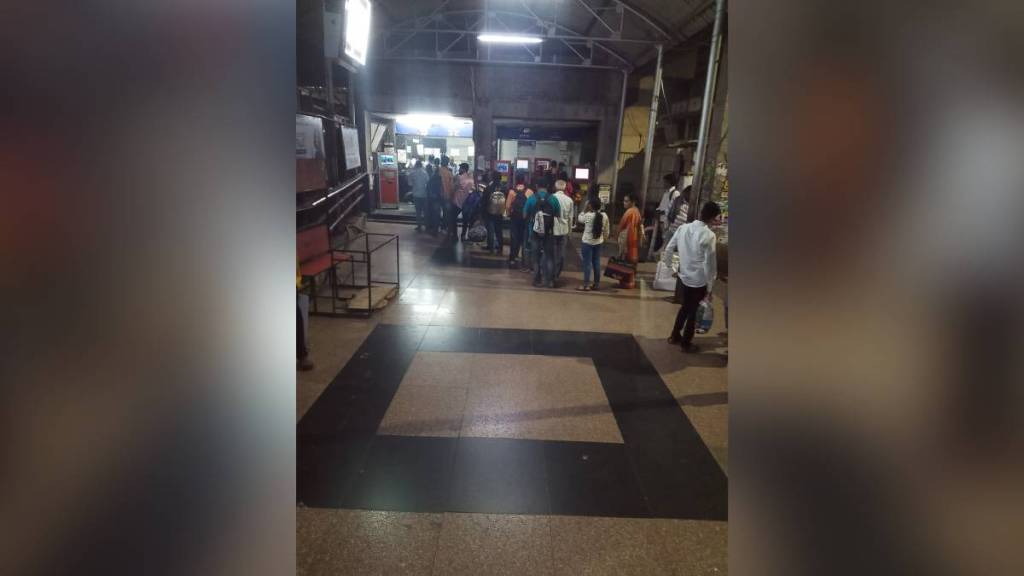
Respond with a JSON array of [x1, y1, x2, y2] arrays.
[[524, 186, 560, 288], [552, 179, 574, 280], [407, 159, 429, 232], [663, 201, 721, 353], [504, 177, 530, 269], [616, 193, 644, 289], [576, 197, 608, 291]]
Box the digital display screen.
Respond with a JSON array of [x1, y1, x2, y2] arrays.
[[516, 159, 529, 170], [574, 167, 590, 180], [496, 161, 510, 173]]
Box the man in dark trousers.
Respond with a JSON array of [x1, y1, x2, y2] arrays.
[[663, 201, 721, 353]]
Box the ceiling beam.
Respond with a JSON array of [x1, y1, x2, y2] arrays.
[[382, 8, 642, 69], [374, 54, 622, 71]]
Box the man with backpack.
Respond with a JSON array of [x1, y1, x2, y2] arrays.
[[483, 171, 506, 254], [504, 176, 531, 269], [523, 186, 561, 288]]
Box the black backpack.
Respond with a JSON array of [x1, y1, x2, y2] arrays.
[[510, 188, 528, 220], [533, 191, 554, 236]]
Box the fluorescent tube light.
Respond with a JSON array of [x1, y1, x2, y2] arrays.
[[478, 34, 543, 44]]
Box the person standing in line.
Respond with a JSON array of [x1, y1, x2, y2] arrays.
[[518, 178, 537, 272], [407, 159, 429, 232], [453, 163, 474, 241], [484, 172, 506, 254], [523, 186, 560, 288], [616, 193, 644, 289], [663, 201, 721, 353], [551, 179, 575, 280], [439, 156, 454, 236], [504, 176, 530, 269], [576, 197, 609, 291], [425, 160, 442, 236]]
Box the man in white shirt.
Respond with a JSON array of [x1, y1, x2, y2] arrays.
[[552, 180, 575, 280], [662, 200, 722, 352]]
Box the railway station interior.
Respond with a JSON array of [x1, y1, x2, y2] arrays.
[[297, 0, 729, 573]]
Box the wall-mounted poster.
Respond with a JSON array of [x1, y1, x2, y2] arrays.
[[296, 114, 326, 192], [296, 114, 324, 159], [341, 125, 362, 170]]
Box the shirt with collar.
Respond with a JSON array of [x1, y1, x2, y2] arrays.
[[663, 220, 718, 293], [407, 166, 428, 198], [552, 191, 574, 236]]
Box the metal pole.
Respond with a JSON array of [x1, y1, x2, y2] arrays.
[[689, 0, 725, 219], [610, 69, 628, 203], [639, 44, 663, 215]]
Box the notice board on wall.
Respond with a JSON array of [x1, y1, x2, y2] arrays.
[[341, 125, 361, 170], [296, 114, 326, 192]]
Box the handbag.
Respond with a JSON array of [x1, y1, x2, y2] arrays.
[[617, 230, 628, 258], [603, 257, 636, 282], [467, 220, 487, 243]]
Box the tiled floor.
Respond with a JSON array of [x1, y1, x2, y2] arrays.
[[379, 352, 623, 443], [298, 223, 728, 574]]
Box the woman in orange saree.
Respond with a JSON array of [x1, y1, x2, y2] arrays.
[[616, 193, 644, 288]]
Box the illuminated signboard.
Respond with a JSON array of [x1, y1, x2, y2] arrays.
[[344, 0, 371, 66]]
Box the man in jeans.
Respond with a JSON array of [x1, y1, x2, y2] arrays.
[[663, 201, 721, 352], [504, 177, 531, 269], [523, 187, 560, 288], [551, 179, 574, 280], [407, 159, 429, 232]]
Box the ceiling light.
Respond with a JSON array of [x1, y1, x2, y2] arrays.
[[478, 34, 543, 44]]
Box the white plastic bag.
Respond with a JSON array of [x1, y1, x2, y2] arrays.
[[653, 261, 676, 291]]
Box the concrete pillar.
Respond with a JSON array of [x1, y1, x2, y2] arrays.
[[595, 104, 619, 188], [470, 65, 495, 171], [472, 101, 494, 171]]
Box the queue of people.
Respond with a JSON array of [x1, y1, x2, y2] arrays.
[[411, 159, 717, 308]]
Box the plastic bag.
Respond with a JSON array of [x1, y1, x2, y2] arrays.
[[696, 300, 714, 334], [653, 261, 676, 291]]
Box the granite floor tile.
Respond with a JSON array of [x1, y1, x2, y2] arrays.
[[299, 508, 443, 576], [448, 437, 550, 514], [378, 384, 468, 438], [432, 513, 554, 576], [548, 516, 727, 575]]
